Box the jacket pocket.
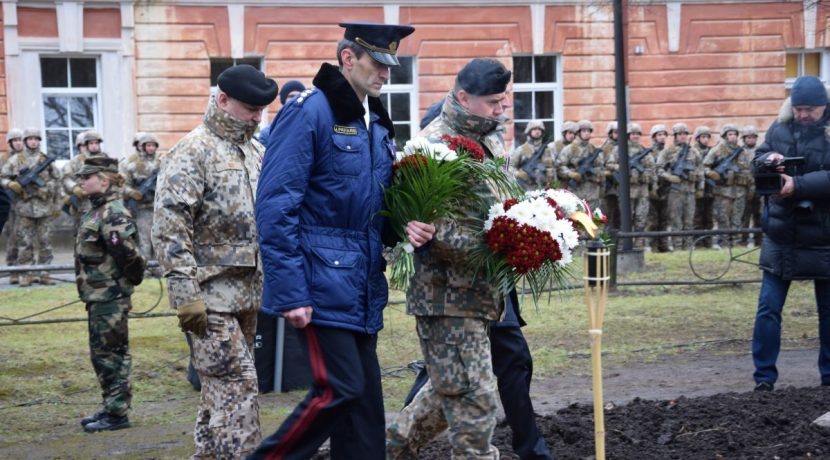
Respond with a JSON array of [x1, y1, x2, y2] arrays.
[[310, 246, 364, 310], [331, 133, 364, 177]]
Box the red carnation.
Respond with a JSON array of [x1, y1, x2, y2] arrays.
[[441, 134, 485, 162], [393, 154, 427, 173]]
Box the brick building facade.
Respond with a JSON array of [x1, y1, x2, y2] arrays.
[[2, 0, 829, 159]]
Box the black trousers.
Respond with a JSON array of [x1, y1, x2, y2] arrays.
[[248, 325, 385, 460], [405, 325, 554, 460]]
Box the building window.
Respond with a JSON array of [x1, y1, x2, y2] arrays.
[[785, 50, 828, 91], [379, 56, 417, 149], [512, 55, 560, 146], [209, 57, 263, 87], [41, 57, 99, 160]]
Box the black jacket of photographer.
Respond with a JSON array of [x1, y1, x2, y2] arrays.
[[755, 99, 830, 280]]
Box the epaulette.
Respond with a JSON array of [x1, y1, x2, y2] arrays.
[[294, 88, 317, 106]]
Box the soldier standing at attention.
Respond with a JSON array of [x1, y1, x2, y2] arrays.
[[0, 128, 61, 286], [693, 126, 714, 233], [601, 121, 620, 229], [152, 64, 277, 459], [610, 123, 656, 250], [656, 123, 704, 251], [648, 124, 669, 251], [510, 120, 555, 190], [121, 133, 160, 273], [559, 120, 603, 208], [548, 120, 578, 173], [62, 131, 110, 231], [1, 129, 23, 284], [385, 58, 512, 460], [741, 125, 761, 247], [703, 124, 753, 249], [74, 157, 145, 433], [250, 22, 417, 460]]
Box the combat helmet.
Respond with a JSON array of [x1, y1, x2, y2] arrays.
[[606, 121, 618, 135], [138, 132, 160, 148], [524, 120, 546, 134], [628, 123, 642, 135], [6, 128, 23, 143], [22, 127, 42, 141], [75, 132, 87, 147], [83, 130, 103, 144], [650, 124, 668, 138], [693, 126, 711, 139], [720, 123, 740, 138], [561, 121, 579, 134], [577, 120, 594, 132], [672, 123, 689, 135], [132, 132, 146, 148], [741, 125, 758, 138]]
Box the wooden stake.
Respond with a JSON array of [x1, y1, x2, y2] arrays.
[[584, 240, 610, 460]]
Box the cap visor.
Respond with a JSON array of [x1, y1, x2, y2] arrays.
[[367, 50, 399, 66]]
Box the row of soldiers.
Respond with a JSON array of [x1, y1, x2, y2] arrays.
[[0, 129, 160, 285], [510, 120, 759, 251]]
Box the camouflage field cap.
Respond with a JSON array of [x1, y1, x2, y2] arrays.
[[77, 156, 119, 176]]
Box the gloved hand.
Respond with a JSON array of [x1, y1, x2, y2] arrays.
[[72, 186, 85, 198], [7, 181, 23, 195], [603, 170, 613, 177], [127, 190, 143, 201], [177, 300, 207, 338], [514, 170, 530, 181], [649, 187, 659, 199], [569, 172, 582, 182], [706, 171, 721, 181], [667, 174, 682, 184], [695, 190, 704, 199]]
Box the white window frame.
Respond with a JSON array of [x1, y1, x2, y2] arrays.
[[511, 54, 563, 149], [784, 49, 829, 89], [209, 57, 268, 130], [381, 56, 418, 145], [40, 55, 102, 160]]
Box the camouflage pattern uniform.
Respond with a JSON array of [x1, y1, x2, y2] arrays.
[[62, 131, 110, 231], [647, 124, 669, 251], [692, 126, 714, 234], [656, 123, 704, 250], [0, 129, 61, 283], [1, 129, 23, 278], [613, 123, 656, 249], [75, 165, 145, 421], [152, 95, 262, 459], [600, 122, 619, 229], [548, 121, 578, 178], [741, 125, 760, 246], [703, 125, 754, 248], [386, 92, 503, 460], [510, 120, 555, 190], [121, 133, 160, 269], [559, 120, 603, 209]]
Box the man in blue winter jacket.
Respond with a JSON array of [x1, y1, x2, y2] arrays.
[[752, 75, 830, 392], [249, 22, 431, 460]]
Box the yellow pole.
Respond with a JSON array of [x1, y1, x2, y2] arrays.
[[584, 240, 609, 460]]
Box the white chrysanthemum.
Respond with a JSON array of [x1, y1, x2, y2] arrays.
[[547, 189, 581, 215], [403, 137, 431, 156], [557, 249, 574, 267], [505, 201, 535, 225], [435, 145, 458, 162], [551, 219, 580, 250]]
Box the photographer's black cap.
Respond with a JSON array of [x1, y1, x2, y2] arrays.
[[456, 58, 512, 96], [339, 22, 415, 66], [217, 64, 278, 106]]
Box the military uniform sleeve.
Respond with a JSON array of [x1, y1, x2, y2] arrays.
[[256, 105, 316, 313], [427, 216, 481, 265], [61, 158, 78, 194], [120, 159, 141, 197], [0, 156, 14, 188], [103, 203, 145, 286], [152, 144, 205, 308]]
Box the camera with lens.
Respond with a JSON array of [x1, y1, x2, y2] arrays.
[[753, 155, 805, 195]]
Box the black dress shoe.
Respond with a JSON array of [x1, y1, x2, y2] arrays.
[[80, 410, 106, 427], [754, 382, 774, 392], [83, 414, 130, 432]]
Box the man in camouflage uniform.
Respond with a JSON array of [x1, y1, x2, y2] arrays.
[[121, 133, 160, 274], [601, 122, 620, 229], [741, 125, 761, 247], [386, 58, 512, 460], [656, 123, 704, 250], [608, 123, 656, 249], [548, 120, 578, 174], [152, 65, 276, 459], [62, 131, 110, 231], [74, 156, 145, 432], [0, 128, 61, 286], [692, 126, 714, 234], [703, 124, 754, 249], [559, 120, 603, 208], [2, 128, 23, 283], [510, 119, 555, 190], [647, 124, 669, 251]]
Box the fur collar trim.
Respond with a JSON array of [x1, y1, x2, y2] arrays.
[[778, 98, 792, 123], [312, 63, 395, 137]]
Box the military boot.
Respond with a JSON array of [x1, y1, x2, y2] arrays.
[[83, 414, 130, 433], [19, 275, 32, 287], [9, 273, 19, 284], [81, 410, 107, 427], [40, 274, 55, 285]]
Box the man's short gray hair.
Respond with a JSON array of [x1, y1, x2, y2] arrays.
[[336, 39, 366, 66]]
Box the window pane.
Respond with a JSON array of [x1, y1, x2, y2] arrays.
[[785, 54, 799, 79], [378, 93, 391, 113], [46, 130, 70, 160], [70, 58, 97, 87], [391, 57, 414, 85], [390, 93, 410, 121], [70, 96, 96, 128], [514, 92, 532, 120], [534, 91, 554, 119], [41, 58, 68, 87], [394, 124, 410, 150], [514, 122, 528, 146], [805, 52, 821, 77], [210, 59, 234, 86], [43, 96, 69, 128], [534, 56, 556, 83], [513, 56, 532, 84], [543, 121, 554, 136]]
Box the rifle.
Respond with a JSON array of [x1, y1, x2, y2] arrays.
[[612, 146, 653, 185], [126, 170, 159, 211], [569, 148, 603, 189], [16, 154, 57, 195], [519, 143, 549, 186], [669, 144, 695, 191], [705, 145, 743, 187]]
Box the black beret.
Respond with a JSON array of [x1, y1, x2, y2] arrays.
[[339, 22, 415, 66], [456, 58, 512, 96], [279, 80, 306, 105], [217, 64, 278, 106]]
